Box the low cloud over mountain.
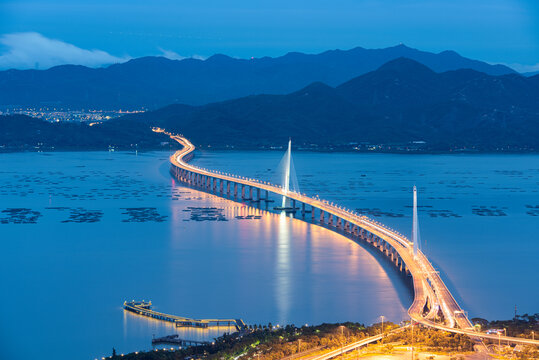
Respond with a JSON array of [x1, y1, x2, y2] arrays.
[[0, 32, 131, 70]]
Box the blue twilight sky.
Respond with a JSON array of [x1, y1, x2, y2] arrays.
[[0, 0, 538, 71]]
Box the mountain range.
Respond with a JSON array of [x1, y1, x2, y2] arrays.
[[2, 57, 537, 152], [0, 44, 517, 110], [119, 57, 539, 151]]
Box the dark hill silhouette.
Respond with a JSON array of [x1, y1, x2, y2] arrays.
[[0, 45, 516, 109], [120, 58, 538, 150], [0, 114, 169, 151]]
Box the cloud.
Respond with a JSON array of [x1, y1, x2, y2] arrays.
[[158, 47, 206, 61], [0, 32, 130, 70], [502, 62, 539, 74], [158, 48, 186, 60]]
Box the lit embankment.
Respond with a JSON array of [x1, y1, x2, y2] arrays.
[[160, 128, 539, 347]]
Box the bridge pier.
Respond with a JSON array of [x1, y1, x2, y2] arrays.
[[241, 185, 246, 199], [168, 137, 484, 338], [227, 181, 231, 195], [366, 233, 372, 244]]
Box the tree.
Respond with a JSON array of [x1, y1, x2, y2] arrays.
[[112, 348, 117, 357]]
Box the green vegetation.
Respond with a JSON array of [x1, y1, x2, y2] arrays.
[[483, 313, 538, 338], [111, 321, 482, 360], [106, 316, 539, 360], [113, 322, 369, 360]]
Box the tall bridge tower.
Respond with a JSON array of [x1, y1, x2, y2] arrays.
[[281, 138, 292, 208], [412, 185, 421, 257]]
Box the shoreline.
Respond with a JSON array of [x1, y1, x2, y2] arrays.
[[1, 146, 538, 155]]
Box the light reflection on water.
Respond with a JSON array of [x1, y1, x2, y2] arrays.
[[2, 150, 536, 360], [276, 212, 292, 325], [122, 311, 232, 346], [191, 150, 539, 320]]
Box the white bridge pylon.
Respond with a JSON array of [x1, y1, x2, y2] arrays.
[[166, 133, 539, 347], [412, 185, 421, 258], [282, 138, 292, 208], [277, 138, 300, 209]]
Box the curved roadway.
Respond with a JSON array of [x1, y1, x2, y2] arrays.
[[163, 130, 539, 347]]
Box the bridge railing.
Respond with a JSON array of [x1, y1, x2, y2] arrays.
[[164, 132, 539, 346], [169, 135, 412, 248]]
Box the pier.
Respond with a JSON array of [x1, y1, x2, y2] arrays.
[[123, 301, 247, 331]]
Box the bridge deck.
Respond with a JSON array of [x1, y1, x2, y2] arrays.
[[161, 129, 539, 347]]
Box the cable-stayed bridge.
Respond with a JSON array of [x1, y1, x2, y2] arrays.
[[157, 128, 539, 347]]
